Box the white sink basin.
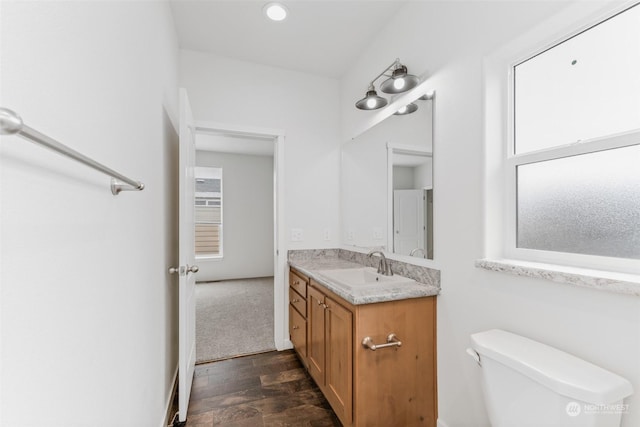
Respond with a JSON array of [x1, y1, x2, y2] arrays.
[[315, 267, 415, 289]]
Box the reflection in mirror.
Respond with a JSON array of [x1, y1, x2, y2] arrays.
[[341, 92, 433, 259], [388, 146, 433, 258]]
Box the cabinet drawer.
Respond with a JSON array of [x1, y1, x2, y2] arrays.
[[289, 287, 306, 317], [289, 270, 308, 298], [289, 304, 307, 358]]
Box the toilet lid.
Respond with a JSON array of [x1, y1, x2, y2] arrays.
[[471, 329, 633, 404]]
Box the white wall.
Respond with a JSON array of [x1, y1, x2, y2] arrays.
[[393, 166, 415, 190], [195, 151, 274, 282], [340, 2, 640, 427], [393, 164, 432, 190], [0, 2, 179, 426], [414, 160, 432, 189], [179, 50, 342, 251]]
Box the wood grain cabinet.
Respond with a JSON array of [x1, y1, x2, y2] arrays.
[[353, 296, 437, 427], [307, 283, 353, 425], [289, 267, 437, 427], [288, 269, 309, 362]]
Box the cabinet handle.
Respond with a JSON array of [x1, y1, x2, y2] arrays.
[[293, 325, 300, 330], [317, 299, 323, 306], [292, 298, 300, 303], [362, 333, 402, 351]]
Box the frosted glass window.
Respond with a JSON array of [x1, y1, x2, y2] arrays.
[[517, 145, 640, 259], [514, 4, 640, 154]]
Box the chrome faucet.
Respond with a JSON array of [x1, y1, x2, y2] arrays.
[[367, 250, 393, 276], [409, 248, 426, 258]]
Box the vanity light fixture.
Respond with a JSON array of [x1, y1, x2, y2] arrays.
[[380, 62, 420, 94], [355, 86, 388, 110], [263, 2, 288, 22], [393, 92, 434, 115], [394, 102, 418, 116], [355, 58, 420, 111]]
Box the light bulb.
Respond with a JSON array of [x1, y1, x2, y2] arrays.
[[393, 78, 405, 90], [264, 3, 288, 21], [366, 98, 376, 109], [397, 105, 407, 114]]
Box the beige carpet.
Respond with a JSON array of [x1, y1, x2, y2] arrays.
[[196, 277, 276, 364]]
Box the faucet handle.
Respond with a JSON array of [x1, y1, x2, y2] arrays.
[[383, 260, 393, 276]]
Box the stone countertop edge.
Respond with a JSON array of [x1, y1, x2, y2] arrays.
[[475, 258, 640, 297], [288, 250, 440, 305]]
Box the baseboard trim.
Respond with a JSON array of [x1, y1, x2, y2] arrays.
[[278, 339, 293, 351], [162, 366, 179, 427], [437, 419, 450, 427]]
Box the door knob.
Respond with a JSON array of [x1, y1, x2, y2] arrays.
[[168, 265, 199, 275]]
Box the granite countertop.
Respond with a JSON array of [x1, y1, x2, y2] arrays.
[[289, 252, 440, 305]]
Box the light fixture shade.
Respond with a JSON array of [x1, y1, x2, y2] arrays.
[[394, 103, 418, 115], [355, 89, 388, 110], [380, 65, 420, 94]]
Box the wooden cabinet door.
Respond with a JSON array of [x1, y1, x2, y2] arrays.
[[325, 296, 353, 426], [354, 297, 437, 427], [289, 304, 307, 358], [307, 285, 326, 385]]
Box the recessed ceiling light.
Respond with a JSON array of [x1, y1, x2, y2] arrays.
[[263, 2, 288, 22]]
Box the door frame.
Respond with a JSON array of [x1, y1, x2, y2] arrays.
[[386, 143, 433, 253], [192, 120, 288, 351]]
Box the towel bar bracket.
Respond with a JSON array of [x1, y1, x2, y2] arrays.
[[111, 178, 145, 195]]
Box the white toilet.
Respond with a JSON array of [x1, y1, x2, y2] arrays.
[[468, 329, 633, 427]]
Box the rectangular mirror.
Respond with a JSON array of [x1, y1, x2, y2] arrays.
[[341, 92, 434, 259]]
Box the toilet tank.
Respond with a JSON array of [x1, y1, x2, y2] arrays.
[[470, 329, 633, 427]]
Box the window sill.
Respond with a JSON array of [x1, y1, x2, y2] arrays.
[[475, 258, 640, 297]]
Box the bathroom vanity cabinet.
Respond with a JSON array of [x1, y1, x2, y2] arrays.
[[307, 283, 353, 424], [288, 269, 309, 360], [288, 267, 437, 427]]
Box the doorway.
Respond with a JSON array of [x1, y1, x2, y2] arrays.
[[190, 123, 285, 363], [387, 145, 433, 259]]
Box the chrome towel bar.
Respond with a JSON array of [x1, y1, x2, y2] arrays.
[[362, 333, 402, 351], [0, 107, 144, 195]]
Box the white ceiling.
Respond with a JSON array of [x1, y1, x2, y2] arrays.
[[169, 0, 406, 78]]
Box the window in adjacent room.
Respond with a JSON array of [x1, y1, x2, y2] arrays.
[[507, 3, 640, 268], [195, 167, 223, 258]]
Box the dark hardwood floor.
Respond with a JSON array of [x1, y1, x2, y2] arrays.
[[182, 350, 341, 426]]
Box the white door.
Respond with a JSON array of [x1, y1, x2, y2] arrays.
[[176, 88, 198, 423], [393, 189, 425, 255]]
